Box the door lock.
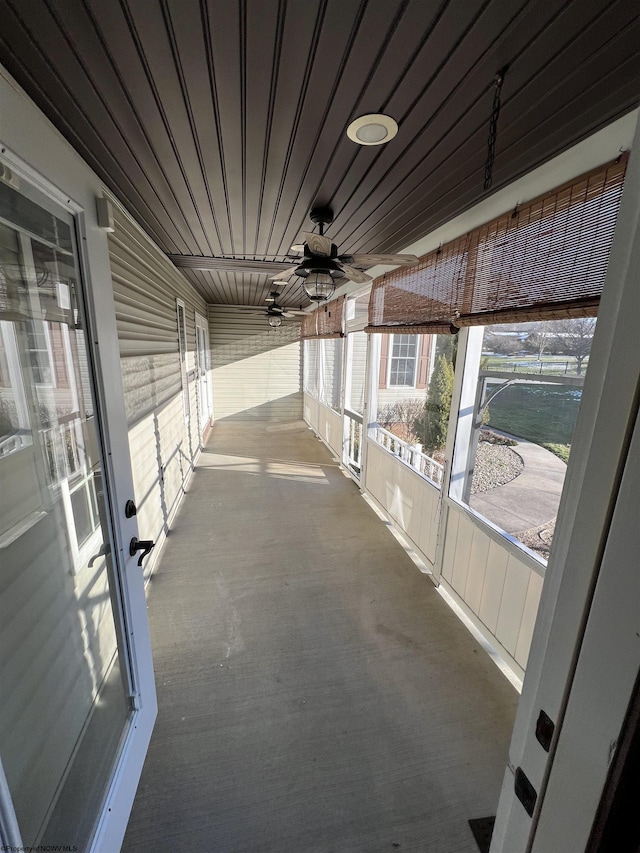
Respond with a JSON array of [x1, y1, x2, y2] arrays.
[[129, 537, 155, 567]]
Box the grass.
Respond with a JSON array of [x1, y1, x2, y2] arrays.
[[485, 384, 581, 446], [542, 443, 571, 463]]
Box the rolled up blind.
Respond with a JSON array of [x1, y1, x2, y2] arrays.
[[367, 154, 627, 333], [301, 295, 345, 339]]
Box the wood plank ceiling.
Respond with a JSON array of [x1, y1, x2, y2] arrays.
[[1, 0, 638, 307]]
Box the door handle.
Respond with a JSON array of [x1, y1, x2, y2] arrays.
[[129, 537, 155, 567], [88, 542, 111, 567]]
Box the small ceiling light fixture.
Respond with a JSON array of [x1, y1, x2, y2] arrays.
[[267, 314, 282, 328], [347, 113, 398, 146]]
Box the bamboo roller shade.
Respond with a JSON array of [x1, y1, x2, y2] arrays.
[[301, 295, 345, 339], [366, 154, 628, 334]]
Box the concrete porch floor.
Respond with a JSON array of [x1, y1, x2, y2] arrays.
[[122, 421, 518, 853]]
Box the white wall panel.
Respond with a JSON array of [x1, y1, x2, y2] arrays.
[[515, 570, 544, 666], [364, 439, 440, 567], [303, 393, 319, 432], [316, 403, 342, 458], [441, 508, 459, 584], [478, 539, 510, 634], [441, 503, 544, 671], [210, 306, 302, 422], [465, 527, 491, 615], [495, 554, 532, 658], [451, 512, 474, 596]]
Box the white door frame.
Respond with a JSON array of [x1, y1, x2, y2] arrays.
[[0, 70, 157, 853], [491, 111, 640, 852], [195, 311, 211, 433]]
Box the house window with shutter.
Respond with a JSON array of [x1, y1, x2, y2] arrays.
[[389, 335, 418, 386], [379, 335, 431, 390], [374, 332, 447, 488]]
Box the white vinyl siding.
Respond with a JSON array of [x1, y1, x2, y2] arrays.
[[209, 306, 302, 422], [108, 205, 207, 579]]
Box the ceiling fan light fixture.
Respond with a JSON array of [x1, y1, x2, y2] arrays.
[[302, 271, 336, 302], [347, 114, 398, 146], [268, 314, 283, 327]]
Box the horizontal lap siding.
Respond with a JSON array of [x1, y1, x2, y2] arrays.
[[109, 206, 208, 578], [209, 306, 302, 422]]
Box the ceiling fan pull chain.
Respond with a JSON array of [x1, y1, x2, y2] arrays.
[[484, 66, 508, 191]]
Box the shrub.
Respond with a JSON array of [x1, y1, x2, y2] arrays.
[[413, 354, 454, 453]]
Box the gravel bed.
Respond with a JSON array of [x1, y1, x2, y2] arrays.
[[471, 442, 524, 494], [518, 520, 555, 561]]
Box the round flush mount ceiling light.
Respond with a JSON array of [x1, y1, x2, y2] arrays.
[[346, 113, 398, 146]]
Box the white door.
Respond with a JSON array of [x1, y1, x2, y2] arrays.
[[528, 400, 640, 851], [0, 170, 156, 850], [195, 313, 211, 434]]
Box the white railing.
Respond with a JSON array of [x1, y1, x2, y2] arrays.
[[373, 425, 444, 488]]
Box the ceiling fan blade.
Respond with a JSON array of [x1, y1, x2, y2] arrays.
[[270, 266, 299, 281], [346, 253, 419, 266], [340, 264, 373, 284], [302, 232, 332, 257], [282, 309, 308, 316], [168, 254, 295, 274]]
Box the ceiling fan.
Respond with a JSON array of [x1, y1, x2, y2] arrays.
[[246, 290, 308, 327], [168, 206, 419, 302]]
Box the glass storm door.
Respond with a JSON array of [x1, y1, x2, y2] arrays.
[[0, 180, 132, 847], [195, 314, 211, 434]]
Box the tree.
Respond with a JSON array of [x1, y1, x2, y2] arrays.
[[492, 335, 521, 355], [551, 317, 596, 375], [413, 353, 455, 453], [526, 322, 552, 359]]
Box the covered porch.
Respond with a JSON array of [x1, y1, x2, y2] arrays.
[[122, 420, 517, 852]]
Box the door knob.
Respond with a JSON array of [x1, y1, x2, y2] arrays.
[[129, 537, 155, 567]]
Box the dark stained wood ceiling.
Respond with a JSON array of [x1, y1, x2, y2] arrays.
[[1, 0, 638, 306]]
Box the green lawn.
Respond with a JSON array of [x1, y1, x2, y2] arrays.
[[485, 383, 581, 445]]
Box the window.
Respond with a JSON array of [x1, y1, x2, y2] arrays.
[[462, 318, 596, 561], [389, 334, 418, 386], [373, 333, 453, 488]]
